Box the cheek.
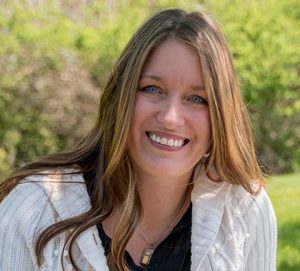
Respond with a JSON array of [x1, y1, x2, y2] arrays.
[[134, 94, 154, 114], [128, 98, 149, 142], [206, 113, 212, 139], [132, 96, 157, 128], [129, 97, 142, 134], [193, 111, 211, 138]]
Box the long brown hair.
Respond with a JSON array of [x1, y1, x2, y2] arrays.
[[0, 8, 263, 270]]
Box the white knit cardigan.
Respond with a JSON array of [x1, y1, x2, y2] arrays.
[[0, 171, 277, 271]]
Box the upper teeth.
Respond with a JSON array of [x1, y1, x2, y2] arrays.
[[149, 133, 184, 147]]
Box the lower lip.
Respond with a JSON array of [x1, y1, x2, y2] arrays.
[[147, 136, 186, 152]]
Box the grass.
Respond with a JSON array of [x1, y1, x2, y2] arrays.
[[267, 172, 300, 271]]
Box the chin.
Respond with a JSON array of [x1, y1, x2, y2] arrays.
[[144, 162, 194, 180]]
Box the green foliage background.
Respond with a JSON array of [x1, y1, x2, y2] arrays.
[[0, 0, 299, 176], [0, 1, 299, 270]]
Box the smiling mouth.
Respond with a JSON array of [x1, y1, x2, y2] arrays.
[[146, 132, 189, 147]]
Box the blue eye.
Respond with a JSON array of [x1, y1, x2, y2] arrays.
[[189, 95, 208, 105], [141, 85, 160, 94]]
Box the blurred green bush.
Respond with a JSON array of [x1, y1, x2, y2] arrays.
[[205, 0, 300, 174], [0, 0, 299, 177]]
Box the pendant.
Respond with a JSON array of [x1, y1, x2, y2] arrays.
[[140, 248, 154, 266]]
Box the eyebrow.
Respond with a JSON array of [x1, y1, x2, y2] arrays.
[[140, 74, 205, 91], [140, 74, 161, 81]]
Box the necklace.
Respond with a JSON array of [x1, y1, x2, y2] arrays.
[[138, 190, 189, 266], [138, 216, 179, 266], [138, 231, 155, 266]]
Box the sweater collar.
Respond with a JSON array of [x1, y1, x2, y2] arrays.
[[191, 174, 231, 269]]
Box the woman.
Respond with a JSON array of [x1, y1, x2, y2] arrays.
[[0, 8, 276, 271]]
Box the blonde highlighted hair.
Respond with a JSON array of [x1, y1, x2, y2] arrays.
[[0, 8, 263, 271]]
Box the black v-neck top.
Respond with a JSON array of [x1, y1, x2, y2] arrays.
[[97, 205, 192, 271], [85, 177, 192, 270]]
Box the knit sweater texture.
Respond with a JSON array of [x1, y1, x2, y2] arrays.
[[0, 170, 277, 271]]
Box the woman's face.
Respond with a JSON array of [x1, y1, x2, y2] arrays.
[[127, 40, 211, 182]]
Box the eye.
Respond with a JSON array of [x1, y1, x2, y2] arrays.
[[140, 85, 161, 95], [188, 95, 208, 105]]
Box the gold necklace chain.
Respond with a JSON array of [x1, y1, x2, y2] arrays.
[[138, 189, 189, 266], [137, 206, 181, 247]]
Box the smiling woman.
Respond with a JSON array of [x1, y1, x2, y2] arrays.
[[0, 8, 276, 271]]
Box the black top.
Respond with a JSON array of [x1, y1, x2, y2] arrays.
[[97, 205, 192, 271], [85, 176, 191, 270]]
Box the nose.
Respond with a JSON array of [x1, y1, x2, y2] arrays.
[[157, 99, 185, 129]]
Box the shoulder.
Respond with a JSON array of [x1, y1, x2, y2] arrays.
[[0, 168, 90, 237], [0, 169, 95, 270], [225, 186, 277, 270], [227, 184, 276, 225], [224, 185, 277, 257], [191, 177, 277, 270], [218, 184, 277, 269]]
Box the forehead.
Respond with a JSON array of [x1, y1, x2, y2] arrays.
[[141, 39, 203, 86]]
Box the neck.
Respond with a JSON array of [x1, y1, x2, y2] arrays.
[[137, 172, 192, 234]]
